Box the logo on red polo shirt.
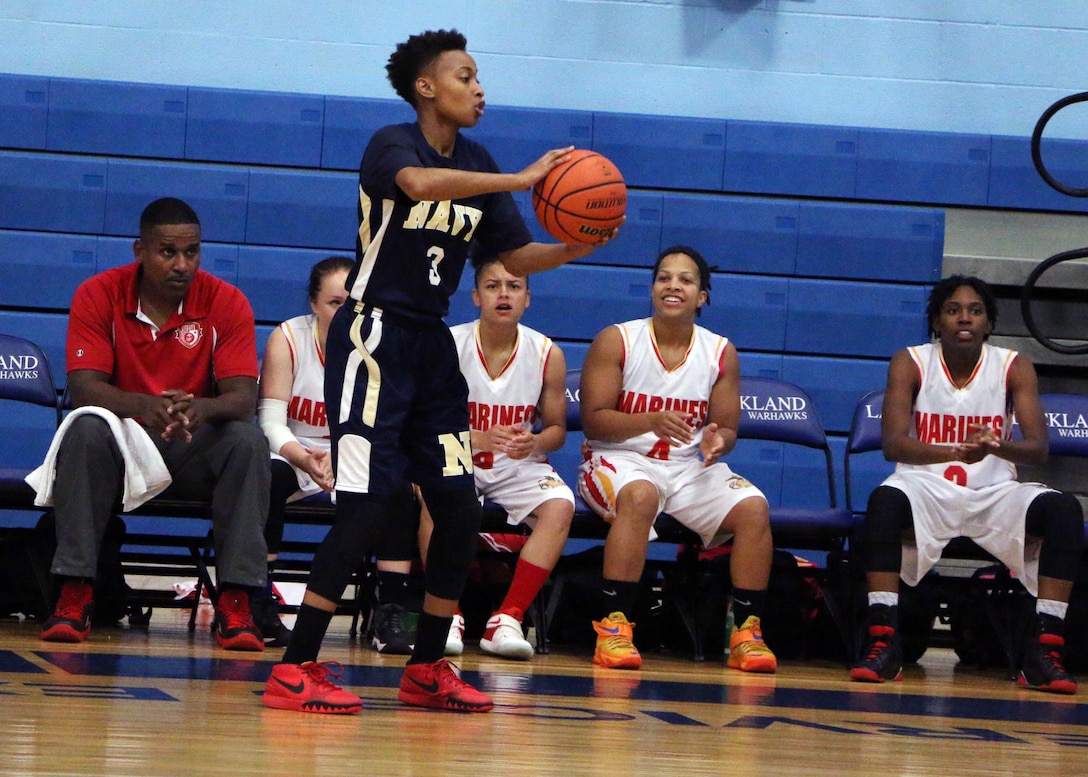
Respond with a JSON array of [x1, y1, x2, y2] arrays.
[[176, 322, 204, 350]]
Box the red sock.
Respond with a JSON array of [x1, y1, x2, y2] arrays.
[[498, 559, 550, 619]]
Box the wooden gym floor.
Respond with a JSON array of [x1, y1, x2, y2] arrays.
[[1, 605, 1086, 777]]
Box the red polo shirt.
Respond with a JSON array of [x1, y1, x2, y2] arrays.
[[66, 263, 258, 397]]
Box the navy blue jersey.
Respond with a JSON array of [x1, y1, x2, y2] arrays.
[[348, 122, 532, 323]]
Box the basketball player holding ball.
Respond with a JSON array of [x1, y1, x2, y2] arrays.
[[263, 28, 618, 715]]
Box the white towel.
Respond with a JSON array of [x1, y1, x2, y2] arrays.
[[25, 406, 172, 512]]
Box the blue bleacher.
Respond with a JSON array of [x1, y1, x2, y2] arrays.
[[186, 87, 324, 168], [464, 104, 593, 175], [513, 264, 651, 341], [104, 158, 249, 242], [593, 112, 727, 191], [0, 230, 97, 310], [660, 193, 800, 276], [519, 265, 791, 353], [856, 128, 991, 206], [698, 274, 790, 353], [0, 151, 106, 234], [724, 120, 859, 198], [577, 190, 664, 267], [795, 202, 944, 282], [784, 279, 929, 358], [245, 168, 356, 250], [236, 245, 327, 324], [320, 96, 416, 171], [780, 356, 889, 435], [988, 135, 1088, 214], [0, 73, 48, 150], [739, 351, 784, 379], [47, 77, 187, 159]]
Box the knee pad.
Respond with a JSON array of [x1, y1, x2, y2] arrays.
[[418, 487, 482, 600], [376, 483, 421, 562], [1029, 491, 1084, 582], [862, 486, 913, 574], [305, 493, 391, 601]]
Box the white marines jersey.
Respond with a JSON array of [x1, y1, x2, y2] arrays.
[[450, 321, 554, 471], [278, 314, 331, 452], [896, 342, 1018, 488], [585, 318, 727, 462]]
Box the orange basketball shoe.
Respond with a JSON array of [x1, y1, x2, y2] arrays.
[[727, 615, 778, 673], [592, 612, 642, 669]]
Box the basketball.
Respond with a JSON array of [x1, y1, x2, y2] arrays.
[[532, 150, 626, 244]]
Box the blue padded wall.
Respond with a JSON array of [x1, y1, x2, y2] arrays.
[[0, 74, 48, 150], [104, 159, 248, 242], [781, 356, 889, 434], [739, 352, 784, 379], [698, 273, 789, 353], [186, 87, 324, 168], [795, 202, 944, 283], [593, 112, 726, 191], [516, 264, 651, 341], [856, 128, 991, 206], [988, 135, 1088, 214], [47, 78, 187, 159], [245, 169, 356, 250], [521, 265, 790, 353], [724, 121, 858, 198], [558, 340, 590, 371], [236, 245, 326, 324], [256, 324, 275, 359], [0, 230, 97, 310], [784, 279, 929, 358], [0, 152, 106, 234], [660, 193, 799, 276], [320, 96, 415, 171], [464, 105, 593, 175]]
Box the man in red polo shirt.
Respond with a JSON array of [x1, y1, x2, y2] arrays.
[[41, 197, 269, 651]]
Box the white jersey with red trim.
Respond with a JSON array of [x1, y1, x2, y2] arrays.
[[896, 341, 1018, 489], [585, 318, 727, 463], [450, 320, 554, 471], [278, 313, 330, 452]]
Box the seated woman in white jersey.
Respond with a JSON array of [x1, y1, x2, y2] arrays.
[[418, 254, 575, 660], [578, 245, 778, 673], [257, 257, 421, 651], [851, 275, 1084, 695]]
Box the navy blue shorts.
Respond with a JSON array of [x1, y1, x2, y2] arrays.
[[324, 301, 475, 497]]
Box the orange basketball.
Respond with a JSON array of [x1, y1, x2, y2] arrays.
[[532, 150, 626, 244]]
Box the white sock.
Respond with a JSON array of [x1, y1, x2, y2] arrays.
[[869, 591, 899, 608], [1037, 598, 1068, 620]]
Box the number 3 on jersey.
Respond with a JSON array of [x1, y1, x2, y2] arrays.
[[428, 246, 445, 286]]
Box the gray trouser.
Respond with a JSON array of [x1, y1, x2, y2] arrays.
[[50, 415, 269, 587]]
